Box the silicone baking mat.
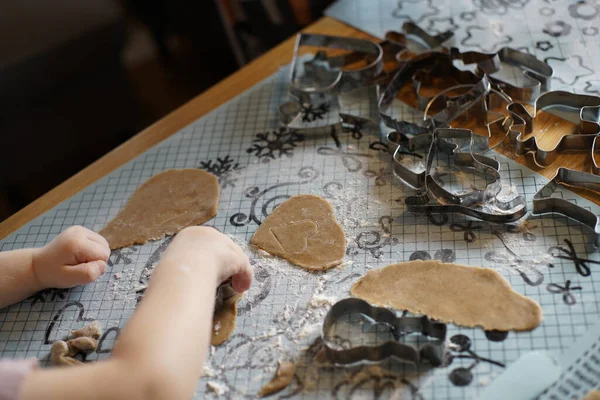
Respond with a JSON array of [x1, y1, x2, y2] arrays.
[[0, 66, 599, 398]]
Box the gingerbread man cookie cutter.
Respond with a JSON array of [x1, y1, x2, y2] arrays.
[[506, 91, 600, 169]]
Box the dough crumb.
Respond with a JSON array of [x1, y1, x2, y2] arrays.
[[583, 390, 600, 400], [258, 361, 296, 397], [50, 341, 82, 367], [70, 321, 102, 340], [206, 381, 228, 396], [308, 294, 336, 308], [67, 337, 98, 356]]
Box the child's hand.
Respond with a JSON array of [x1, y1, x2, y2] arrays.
[[162, 226, 253, 293], [32, 226, 110, 289]]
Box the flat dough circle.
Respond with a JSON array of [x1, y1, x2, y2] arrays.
[[351, 260, 543, 331], [250, 194, 346, 270], [100, 169, 219, 249]]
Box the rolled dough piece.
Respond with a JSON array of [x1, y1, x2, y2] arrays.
[[100, 169, 219, 249], [250, 194, 346, 270], [351, 260, 543, 331], [258, 361, 296, 397], [212, 294, 242, 346]]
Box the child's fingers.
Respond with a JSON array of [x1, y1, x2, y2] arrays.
[[231, 259, 253, 293], [64, 260, 107, 286], [85, 230, 110, 249], [77, 238, 111, 263]]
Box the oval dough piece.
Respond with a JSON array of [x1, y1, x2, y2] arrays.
[[100, 169, 219, 249], [250, 194, 346, 270], [212, 294, 242, 346], [351, 260, 543, 331]]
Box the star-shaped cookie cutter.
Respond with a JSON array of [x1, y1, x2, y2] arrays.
[[322, 298, 447, 366], [532, 168, 600, 247], [404, 128, 527, 223], [506, 91, 600, 169]]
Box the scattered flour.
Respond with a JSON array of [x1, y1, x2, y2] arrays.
[[206, 381, 228, 396], [202, 365, 216, 377]]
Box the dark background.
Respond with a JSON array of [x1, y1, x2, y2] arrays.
[[0, 0, 333, 222]]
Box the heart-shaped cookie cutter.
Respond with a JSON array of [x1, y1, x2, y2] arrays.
[[321, 298, 447, 366]]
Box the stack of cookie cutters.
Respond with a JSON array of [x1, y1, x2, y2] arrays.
[[403, 128, 527, 223], [278, 33, 385, 127], [532, 168, 600, 247], [278, 22, 457, 129], [321, 298, 447, 366]]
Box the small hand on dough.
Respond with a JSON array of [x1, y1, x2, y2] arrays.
[[32, 226, 110, 289]]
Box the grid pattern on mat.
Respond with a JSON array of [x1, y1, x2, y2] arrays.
[[0, 64, 599, 399]]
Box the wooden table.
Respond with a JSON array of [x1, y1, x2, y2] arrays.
[[1, 16, 598, 240]]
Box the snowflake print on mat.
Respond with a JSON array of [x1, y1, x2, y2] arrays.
[[28, 288, 70, 306], [199, 155, 242, 189], [246, 128, 304, 163], [301, 103, 330, 122]]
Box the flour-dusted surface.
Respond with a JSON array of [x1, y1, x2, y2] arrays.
[[0, 65, 599, 399]]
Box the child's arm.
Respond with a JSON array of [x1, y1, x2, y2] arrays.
[[0, 226, 110, 309], [19, 226, 253, 400]]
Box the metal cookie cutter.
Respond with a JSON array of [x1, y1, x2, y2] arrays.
[[322, 298, 447, 366], [288, 33, 384, 103], [532, 168, 600, 247], [475, 47, 553, 103], [386, 21, 453, 61], [420, 82, 513, 151], [506, 91, 600, 168], [386, 77, 504, 190], [380, 55, 493, 140], [405, 128, 527, 223]]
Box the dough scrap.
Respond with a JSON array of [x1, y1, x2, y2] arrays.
[[212, 294, 242, 346], [583, 391, 600, 400], [51, 340, 82, 367], [67, 337, 98, 356], [70, 320, 102, 340], [351, 260, 543, 331], [100, 169, 219, 249], [258, 361, 296, 397], [250, 194, 346, 270]]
